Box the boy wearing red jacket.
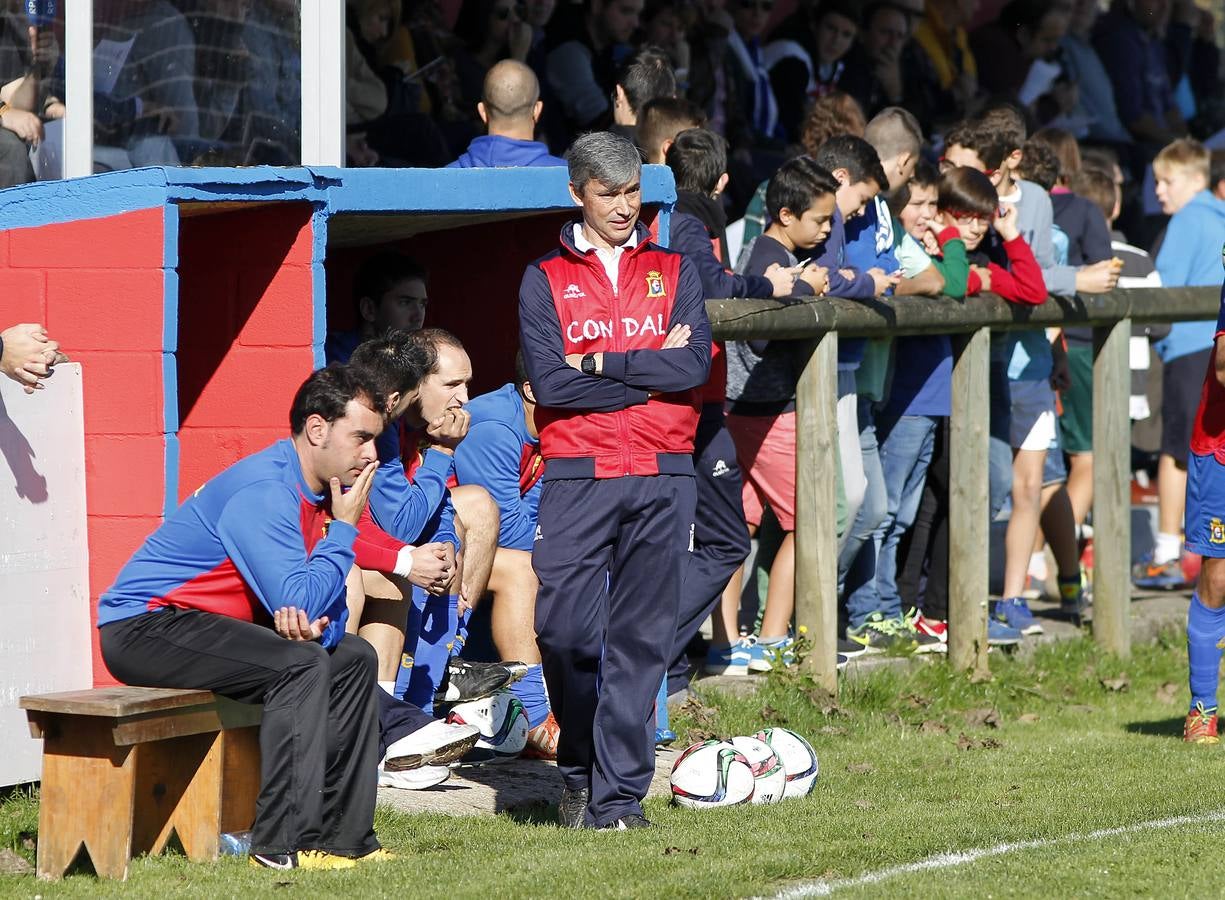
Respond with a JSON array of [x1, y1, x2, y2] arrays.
[[941, 165, 1047, 646]]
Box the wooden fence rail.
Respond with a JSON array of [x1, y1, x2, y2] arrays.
[[707, 286, 1221, 690]]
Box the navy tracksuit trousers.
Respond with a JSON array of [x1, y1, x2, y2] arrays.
[[668, 406, 752, 695], [533, 474, 696, 827]]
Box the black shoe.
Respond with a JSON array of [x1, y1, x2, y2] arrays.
[[435, 659, 528, 705], [557, 787, 590, 829], [599, 814, 652, 831], [249, 852, 298, 870], [838, 639, 867, 659]]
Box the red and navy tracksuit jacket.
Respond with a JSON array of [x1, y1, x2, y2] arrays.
[[518, 221, 712, 477], [98, 439, 405, 649]]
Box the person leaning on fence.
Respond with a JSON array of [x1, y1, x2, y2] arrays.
[[942, 112, 1078, 642], [810, 133, 900, 583], [96, 365, 393, 871], [1030, 127, 1118, 620], [882, 162, 968, 629], [1133, 139, 1225, 593], [518, 130, 711, 830], [720, 157, 834, 676], [950, 165, 1049, 645], [838, 110, 946, 656], [661, 126, 791, 694]]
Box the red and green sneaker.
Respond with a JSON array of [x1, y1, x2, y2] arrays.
[[1184, 703, 1220, 745]]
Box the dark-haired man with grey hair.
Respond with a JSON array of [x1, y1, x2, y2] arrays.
[[519, 131, 711, 830]]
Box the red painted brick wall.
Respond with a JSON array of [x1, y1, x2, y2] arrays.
[[176, 203, 316, 499], [4, 207, 168, 684]]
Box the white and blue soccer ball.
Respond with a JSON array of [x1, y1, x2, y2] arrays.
[[753, 727, 819, 799], [445, 691, 528, 764], [730, 735, 787, 804], [669, 739, 756, 809]]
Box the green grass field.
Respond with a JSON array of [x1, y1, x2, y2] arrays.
[[2, 629, 1220, 899]]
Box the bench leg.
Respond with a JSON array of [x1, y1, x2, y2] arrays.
[[135, 726, 261, 864], [37, 719, 137, 880], [217, 726, 260, 838], [133, 733, 216, 862]]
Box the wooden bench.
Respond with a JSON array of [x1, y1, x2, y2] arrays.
[[20, 687, 261, 880]]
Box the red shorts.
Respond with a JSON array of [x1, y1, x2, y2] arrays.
[[725, 411, 796, 532]]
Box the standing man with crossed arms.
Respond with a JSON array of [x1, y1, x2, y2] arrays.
[[519, 130, 711, 830]]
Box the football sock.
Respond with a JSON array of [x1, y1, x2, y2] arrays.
[[1155, 532, 1182, 566], [655, 676, 671, 734], [1057, 574, 1082, 603], [511, 664, 550, 729], [403, 590, 460, 714], [1028, 551, 1048, 582], [1187, 592, 1225, 711]]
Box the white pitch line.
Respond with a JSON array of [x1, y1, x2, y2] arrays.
[[767, 810, 1225, 898]]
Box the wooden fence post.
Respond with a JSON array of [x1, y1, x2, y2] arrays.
[[1092, 317, 1131, 656], [948, 327, 990, 676], [795, 332, 840, 691]]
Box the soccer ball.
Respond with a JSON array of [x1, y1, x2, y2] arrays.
[[670, 739, 756, 809], [753, 727, 819, 799], [730, 735, 787, 804], [445, 691, 528, 764]]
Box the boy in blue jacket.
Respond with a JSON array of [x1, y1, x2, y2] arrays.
[[664, 127, 794, 680], [812, 133, 899, 575]]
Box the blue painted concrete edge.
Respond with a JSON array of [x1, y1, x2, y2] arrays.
[[163, 432, 180, 518], [310, 209, 329, 369], [0, 164, 677, 231]]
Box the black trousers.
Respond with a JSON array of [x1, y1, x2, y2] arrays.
[[668, 407, 751, 695], [533, 474, 696, 827], [100, 608, 380, 857]]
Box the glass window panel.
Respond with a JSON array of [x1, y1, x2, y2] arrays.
[[0, 0, 67, 184], [82, 0, 301, 174]]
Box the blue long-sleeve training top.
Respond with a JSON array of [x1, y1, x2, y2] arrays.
[[453, 383, 543, 551], [98, 440, 355, 648]]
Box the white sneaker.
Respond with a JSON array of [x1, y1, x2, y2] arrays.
[[378, 763, 450, 790], [384, 720, 479, 771]]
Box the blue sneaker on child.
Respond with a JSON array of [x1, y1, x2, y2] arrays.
[[703, 637, 754, 676], [987, 618, 1024, 646], [751, 636, 794, 673], [992, 597, 1043, 635]]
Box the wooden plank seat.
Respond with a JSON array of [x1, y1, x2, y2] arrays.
[[19, 687, 261, 880]]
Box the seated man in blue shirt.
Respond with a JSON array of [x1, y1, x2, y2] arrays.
[[453, 352, 556, 757], [98, 366, 390, 870], [328, 259, 503, 646], [354, 331, 526, 730]]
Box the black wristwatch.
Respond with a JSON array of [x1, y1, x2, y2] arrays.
[[581, 353, 597, 376]]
